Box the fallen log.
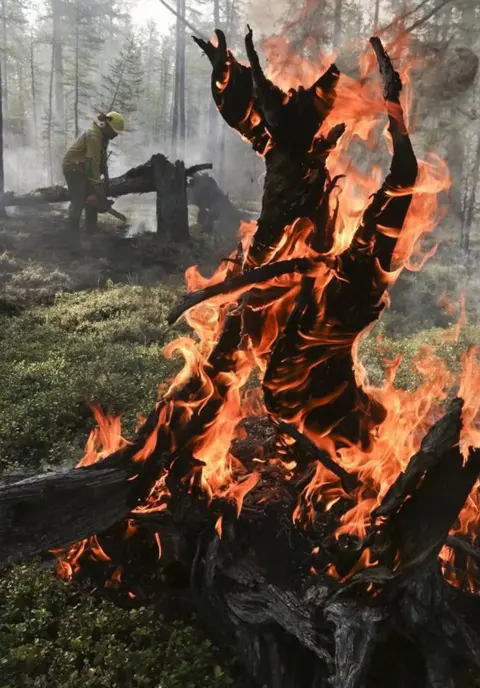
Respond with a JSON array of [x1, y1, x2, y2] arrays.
[[0, 156, 213, 207], [0, 405, 478, 686], [1, 154, 242, 242]]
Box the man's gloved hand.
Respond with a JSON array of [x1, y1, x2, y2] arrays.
[[85, 193, 112, 214]]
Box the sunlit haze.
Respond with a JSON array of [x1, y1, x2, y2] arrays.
[[130, 0, 174, 30]]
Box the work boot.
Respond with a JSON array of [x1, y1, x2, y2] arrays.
[[85, 206, 98, 233], [67, 207, 81, 232]]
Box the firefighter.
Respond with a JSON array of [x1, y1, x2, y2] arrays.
[[62, 111, 125, 232]]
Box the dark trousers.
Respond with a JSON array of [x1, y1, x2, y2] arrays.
[[63, 170, 98, 231]]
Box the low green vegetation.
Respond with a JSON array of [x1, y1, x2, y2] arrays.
[[359, 320, 480, 390], [0, 284, 184, 471], [0, 565, 234, 688]]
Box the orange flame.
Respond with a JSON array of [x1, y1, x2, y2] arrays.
[[55, 24, 480, 594]]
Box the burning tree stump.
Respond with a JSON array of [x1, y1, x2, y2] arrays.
[[0, 33, 479, 688]]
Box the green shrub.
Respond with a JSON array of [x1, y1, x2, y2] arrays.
[[388, 260, 479, 335], [0, 285, 185, 471], [0, 564, 235, 688], [359, 322, 480, 390]]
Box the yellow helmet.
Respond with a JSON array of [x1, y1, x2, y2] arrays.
[[106, 111, 125, 133]]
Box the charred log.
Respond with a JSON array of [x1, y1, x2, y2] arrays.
[[0, 155, 211, 207], [0, 402, 478, 686], [187, 172, 242, 240], [152, 154, 189, 241]]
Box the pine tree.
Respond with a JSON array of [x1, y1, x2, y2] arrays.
[[100, 34, 144, 161], [101, 39, 143, 117], [137, 21, 174, 148], [63, 0, 108, 138], [0, 0, 29, 139]]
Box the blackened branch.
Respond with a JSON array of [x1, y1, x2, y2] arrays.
[[369, 36, 402, 103], [277, 421, 361, 493], [167, 257, 329, 325]]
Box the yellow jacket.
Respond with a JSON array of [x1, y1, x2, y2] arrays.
[[62, 123, 108, 185]]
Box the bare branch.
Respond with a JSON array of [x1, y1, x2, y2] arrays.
[[157, 0, 208, 40]]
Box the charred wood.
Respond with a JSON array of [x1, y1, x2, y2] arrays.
[[167, 256, 330, 325], [0, 156, 213, 207]]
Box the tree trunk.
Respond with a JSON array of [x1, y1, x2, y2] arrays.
[[171, 0, 186, 158], [445, 128, 465, 232], [462, 131, 480, 254], [153, 153, 189, 241], [16, 57, 26, 145], [0, 42, 5, 216], [373, 0, 381, 31], [332, 0, 344, 48], [178, 0, 186, 154], [1, 0, 7, 118], [30, 31, 37, 146], [171, 3, 180, 155], [46, 44, 55, 186], [52, 0, 65, 144], [208, 0, 221, 167], [74, 20, 79, 137], [160, 49, 170, 143]]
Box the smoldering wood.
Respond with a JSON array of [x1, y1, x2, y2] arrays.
[[0, 464, 134, 567], [277, 421, 361, 492], [187, 172, 242, 240], [152, 155, 189, 241], [0, 155, 242, 243], [0, 156, 212, 207], [446, 535, 480, 564], [0, 398, 477, 686]]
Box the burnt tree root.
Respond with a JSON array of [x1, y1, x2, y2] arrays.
[[0, 408, 478, 687]]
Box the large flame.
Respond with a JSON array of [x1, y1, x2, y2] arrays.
[[54, 24, 480, 592]]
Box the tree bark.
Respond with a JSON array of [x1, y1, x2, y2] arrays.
[[373, 0, 380, 31], [46, 44, 55, 185], [153, 153, 189, 241], [74, 17, 80, 137], [178, 0, 186, 150], [30, 31, 38, 146], [462, 131, 480, 253], [0, 38, 5, 216], [52, 0, 65, 137], [332, 0, 344, 48], [1, 0, 7, 117], [171, 0, 187, 157]]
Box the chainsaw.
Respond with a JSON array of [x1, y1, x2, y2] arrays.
[[86, 194, 127, 224]]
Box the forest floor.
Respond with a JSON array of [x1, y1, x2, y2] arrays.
[[0, 206, 227, 310], [0, 207, 479, 687]]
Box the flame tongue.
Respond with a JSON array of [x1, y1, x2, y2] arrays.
[[54, 32, 480, 594]]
